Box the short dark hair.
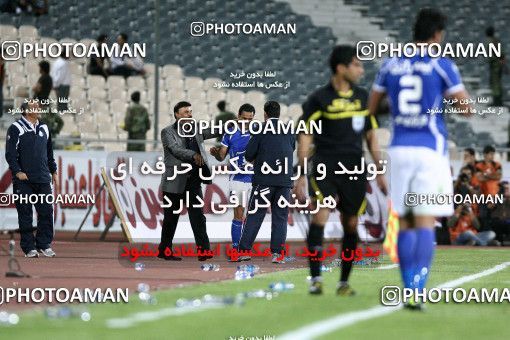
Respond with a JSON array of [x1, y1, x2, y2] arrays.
[[464, 147, 475, 156], [20, 102, 29, 116], [131, 91, 140, 103], [264, 101, 280, 118], [485, 26, 495, 37], [217, 100, 226, 111], [238, 103, 255, 115], [119, 33, 128, 41], [483, 145, 496, 154], [458, 173, 470, 183], [329, 45, 356, 74], [39, 60, 50, 74], [174, 101, 191, 114], [460, 166, 472, 174], [413, 8, 447, 41], [97, 34, 107, 43]]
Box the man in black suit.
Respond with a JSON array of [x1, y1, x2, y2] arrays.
[[238, 101, 295, 263], [158, 101, 219, 261]]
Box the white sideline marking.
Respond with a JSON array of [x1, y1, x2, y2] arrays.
[[376, 264, 399, 270], [106, 304, 223, 329], [278, 262, 510, 340]]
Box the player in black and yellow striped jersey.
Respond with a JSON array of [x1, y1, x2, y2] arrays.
[[294, 45, 388, 296]]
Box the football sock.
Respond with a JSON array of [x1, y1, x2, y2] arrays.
[[231, 219, 242, 248], [340, 231, 358, 282], [414, 228, 435, 291], [307, 223, 324, 278], [397, 229, 417, 289]]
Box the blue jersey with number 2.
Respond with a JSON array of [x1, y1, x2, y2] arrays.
[[372, 54, 464, 155]]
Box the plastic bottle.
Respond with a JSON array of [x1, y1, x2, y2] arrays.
[[137, 283, 150, 293], [321, 265, 332, 272], [234, 270, 254, 280], [175, 295, 241, 308], [237, 264, 260, 274], [330, 259, 342, 267], [0, 311, 19, 325], [134, 262, 146, 271], [44, 306, 90, 321], [269, 281, 295, 292], [201, 264, 220, 271], [240, 289, 274, 300]]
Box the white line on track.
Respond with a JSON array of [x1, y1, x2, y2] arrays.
[[278, 262, 510, 340], [106, 304, 223, 329], [375, 264, 399, 270]]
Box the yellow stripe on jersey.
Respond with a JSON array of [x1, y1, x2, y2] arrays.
[[305, 110, 322, 130], [309, 176, 324, 203], [357, 197, 368, 216], [370, 114, 379, 129], [321, 109, 369, 120]]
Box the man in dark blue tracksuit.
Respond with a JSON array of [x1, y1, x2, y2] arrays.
[[5, 100, 58, 258], [238, 101, 295, 263]]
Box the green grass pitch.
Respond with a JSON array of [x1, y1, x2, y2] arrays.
[[5, 248, 510, 340]]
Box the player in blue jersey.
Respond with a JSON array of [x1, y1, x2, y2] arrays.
[[368, 8, 472, 309], [210, 103, 255, 248]]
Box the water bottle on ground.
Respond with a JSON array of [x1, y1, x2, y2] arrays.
[[239, 289, 275, 300], [321, 265, 332, 272], [237, 264, 260, 274], [235, 269, 254, 280], [137, 283, 150, 293], [269, 281, 295, 292], [176, 294, 243, 308], [0, 311, 19, 326], [201, 264, 220, 271]]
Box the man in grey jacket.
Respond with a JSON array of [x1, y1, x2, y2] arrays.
[[158, 101, 219, 261]]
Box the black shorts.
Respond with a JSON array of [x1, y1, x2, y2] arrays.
[[307, 158, 368, 216]]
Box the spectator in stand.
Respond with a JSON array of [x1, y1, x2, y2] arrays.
[[88, 34, 109, 78], [14, 0, 30, 14], [127, 55, 145, 75], [476, 146, 502, 229], [110, 33, 145, 78], [462, 147, 479, 188], [454, 173, 476, 201], [448, 204, 498, 246], [40, 106, 63, 141], [454, 171, 480, 216], [459, 166, 475, 189], [0, 52, 5, 118], [31, 0, 48, 16], [32, 60, 52, 111], [51, 51, 71, 112], [463, 147, 476, 171], [0, 0, 17, 13], [215, 100, 236, 123], [122, 91, 150, 151], [214, 100, 236, 142], [0, 0, 47, 14], [475, 145, 502, 197], [488, 181, 510, 245]]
